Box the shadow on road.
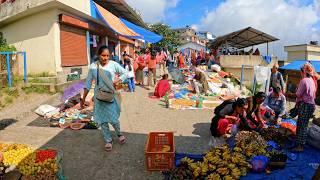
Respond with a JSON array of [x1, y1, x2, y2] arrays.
[[0, 119, 18, 130], [16, 119, 210, 179]]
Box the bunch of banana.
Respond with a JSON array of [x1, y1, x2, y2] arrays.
[[216, 167, 229, 176], [207, 173, 221, 180], [231, 167, 241, 179], [180, 157, 194, 165], [235, 131, 268, 158]]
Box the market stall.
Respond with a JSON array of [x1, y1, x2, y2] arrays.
[[0, 143, 64, 180], [161, 66, 242, 110], [156, 119, 320, 180]]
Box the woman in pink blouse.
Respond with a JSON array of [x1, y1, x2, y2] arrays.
[[292, 63, 316, 152]]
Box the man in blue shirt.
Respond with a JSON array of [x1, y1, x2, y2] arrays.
[[263, 86, 286, 124]]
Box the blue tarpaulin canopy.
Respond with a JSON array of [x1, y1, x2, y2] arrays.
[[120, 18, 162, 43], [90, 1, 141, 39], [280, 60, 320, 72]]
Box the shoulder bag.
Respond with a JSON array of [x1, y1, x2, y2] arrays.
[[96, 62, 115, 103]]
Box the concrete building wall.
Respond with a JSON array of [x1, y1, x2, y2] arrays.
[[0, 0, 91, 22], [220, 55, 276, 67], [0, 9, 59, 75], [0, 0, 53, 21], [220, 55, 277, 87], [308, 51, 320, 61], [56, 0, 91, 16], [287, 51, 306, 62]]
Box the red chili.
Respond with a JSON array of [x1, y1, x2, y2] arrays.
[[36, 149, 57, 163]]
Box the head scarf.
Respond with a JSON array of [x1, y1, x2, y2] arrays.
[[301, 62, 315, 76]]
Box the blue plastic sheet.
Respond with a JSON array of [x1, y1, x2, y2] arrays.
[[175, 145, 320, 180], [120, 18, 162, 43], [262, 56, 272, 64]]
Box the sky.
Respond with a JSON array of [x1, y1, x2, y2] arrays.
[[126, 0, 320, 59]]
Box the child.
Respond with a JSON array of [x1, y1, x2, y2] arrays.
[[154, 74, 170, 98], [124, 58, 135, 92]]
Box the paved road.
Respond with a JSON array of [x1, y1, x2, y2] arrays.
[[0, 86, 213, 180]]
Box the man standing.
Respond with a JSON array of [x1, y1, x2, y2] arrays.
[[270, 63, 285, 91]]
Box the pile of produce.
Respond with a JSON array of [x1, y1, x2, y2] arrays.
[[235, 131, 268, 158], [0, 143, 61, 180], [260, 127, 289, 147], [166, 145, 252, 180]]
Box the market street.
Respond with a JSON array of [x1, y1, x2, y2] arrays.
[[0, 86, 212, 179]]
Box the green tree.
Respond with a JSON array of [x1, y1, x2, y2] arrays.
[[0, 32, 16, 52], [149, 23, 181, 53]]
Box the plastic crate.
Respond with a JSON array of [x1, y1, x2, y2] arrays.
[[145, 132, 175, 171]]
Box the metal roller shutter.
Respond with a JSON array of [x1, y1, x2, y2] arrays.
[[60, 24, 88, 67]]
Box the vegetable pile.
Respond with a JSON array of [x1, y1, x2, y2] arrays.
[[0, 143, 60, 180]]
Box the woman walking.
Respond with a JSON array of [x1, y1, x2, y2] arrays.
[[135, 50, 146, 85], [81, 45, 127, 151], [146, 50, 157, 90]]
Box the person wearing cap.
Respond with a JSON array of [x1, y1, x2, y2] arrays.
[[291, 63, 316, 152], [263, 86, 286, 124], [270, 63, 285, 91]]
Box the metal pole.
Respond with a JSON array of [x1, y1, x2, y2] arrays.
[[267, 42, 269, 56], [6, 52, 12, 87], [240, 65, 244, 90], [23, 52, 27, 84], [253, 73, 257, 94]]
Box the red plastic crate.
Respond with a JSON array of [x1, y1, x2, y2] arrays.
[[145, 132, 175, 171]]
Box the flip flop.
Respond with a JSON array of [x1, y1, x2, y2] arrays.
[[105, 142, 113, 151], [119, 135, 126, 145]]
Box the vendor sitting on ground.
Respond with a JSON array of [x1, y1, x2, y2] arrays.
[[262, 86, 286, 124], [210, 98, 248, 137], [245, 92, 267, 131], [154, 74, 170, 98], [191, 68, 209, 96]]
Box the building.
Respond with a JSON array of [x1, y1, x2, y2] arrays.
[[198, 31, 215, 41], [174, 26, 207, 47], [284, 44, 320, 62], [0, 0, 158, 85]]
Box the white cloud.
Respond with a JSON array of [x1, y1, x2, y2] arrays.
[[196, 0, 320, 59], [125, 0, 180, 23]]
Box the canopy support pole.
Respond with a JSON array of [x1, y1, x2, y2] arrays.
[[267, 42, 269, 56]]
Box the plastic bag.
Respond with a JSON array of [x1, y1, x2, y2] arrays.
[[35, 105, 58, 116], [251, 155, 269, 173], [308, 123, 320, 141]]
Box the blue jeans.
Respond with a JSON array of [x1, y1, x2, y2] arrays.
[[101, 122, 122, 143], [127, 77, 135, 92]]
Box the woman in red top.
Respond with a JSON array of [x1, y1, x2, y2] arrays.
[[146, 50, 157, 89], [154, 74, 170, 98], [216, 98, 248, 136], [178, 52, 185, 68]]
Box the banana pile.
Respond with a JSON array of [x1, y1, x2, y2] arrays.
[[0, 143, 59, 179], [167, 145, 252, 180], [235, 131, 268, 158]]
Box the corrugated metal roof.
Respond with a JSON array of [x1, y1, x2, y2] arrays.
[[209, 27, 279, 49]]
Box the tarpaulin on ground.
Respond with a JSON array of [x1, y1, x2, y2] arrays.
[[120, 18, 162, 43], [280, 60, 320, 72], [175, 145, 320, 180]]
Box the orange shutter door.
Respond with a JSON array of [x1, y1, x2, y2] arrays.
[[60, 24, 88, 67]]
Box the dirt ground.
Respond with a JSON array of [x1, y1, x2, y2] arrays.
[[0, 86, 213, 180]]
